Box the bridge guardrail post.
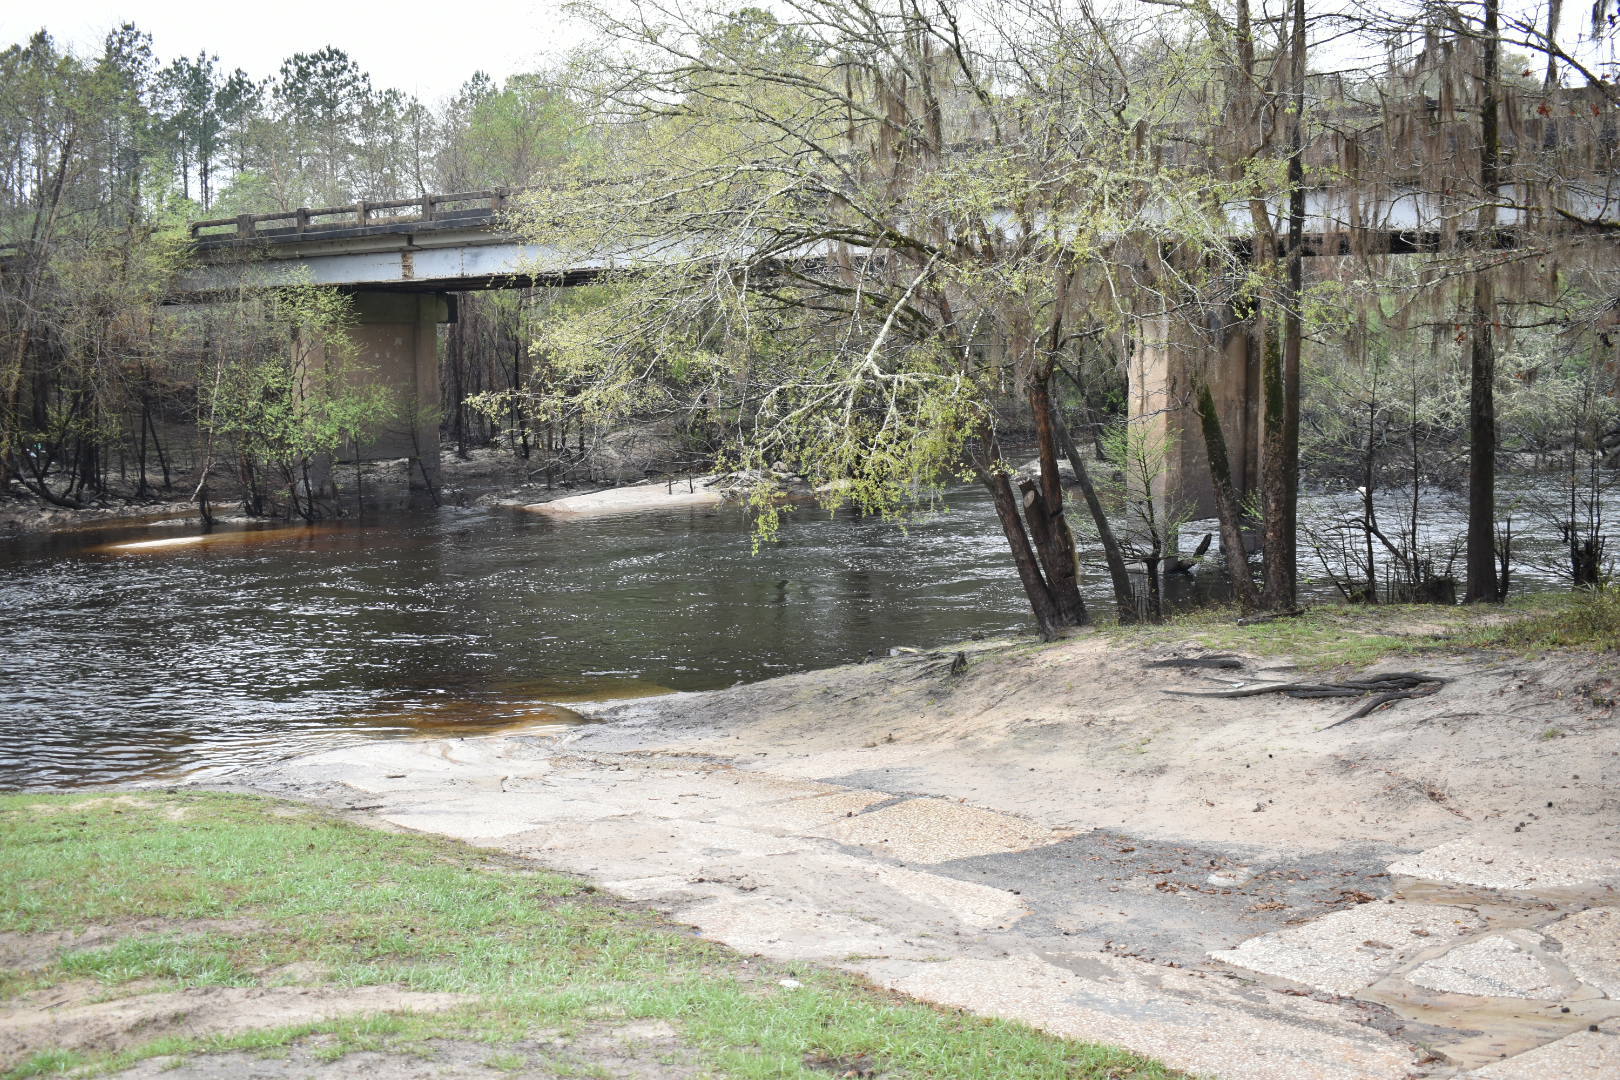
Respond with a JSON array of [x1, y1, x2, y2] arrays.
[[235, 214, 253, 239], [422, 195, 437, 221], [356, 201, 369, 226]]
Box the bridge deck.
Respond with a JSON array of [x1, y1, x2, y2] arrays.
[[188, 190, 510, 249]]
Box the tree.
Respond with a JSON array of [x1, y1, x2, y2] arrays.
[[503, 0, 1250, 634], [187, 282, 395, 521], [0, 27, 178, 502], [1464, 0, 1503, 603], [273, 47, 371, 204]]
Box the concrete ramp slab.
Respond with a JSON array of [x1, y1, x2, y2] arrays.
[[862, 953, 1419, 1080], [1388, 838, 1620, 891], [1209, 902, 1487, 997], [1463, 1028, 1620, 1078]]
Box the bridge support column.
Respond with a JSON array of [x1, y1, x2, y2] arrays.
[[344, 291, 451, 493], [1126, 311, 1257, 530]]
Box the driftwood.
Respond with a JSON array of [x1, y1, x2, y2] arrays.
[[1143, 654, 1246, 670], [1163, 672, 1449, 727]]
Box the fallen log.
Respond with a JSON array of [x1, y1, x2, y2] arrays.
[[1142, 655, 1246, 670]]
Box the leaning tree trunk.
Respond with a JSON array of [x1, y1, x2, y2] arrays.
[[971, 424, 1086, 640], [1196, 382, 1262, 612], [1026, 374, 1089, 628], [1053, 406, 1137, 622]]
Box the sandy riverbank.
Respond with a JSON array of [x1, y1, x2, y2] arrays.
[[223, 617, 1619, 1080]]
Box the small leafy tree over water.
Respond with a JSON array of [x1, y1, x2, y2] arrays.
[[190, 281, 394, 522]]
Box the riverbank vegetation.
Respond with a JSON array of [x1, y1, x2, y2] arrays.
[[0, 790, 1183, 1080], [2, 2, 1618, 631], [1105, 584, 1620, 669]]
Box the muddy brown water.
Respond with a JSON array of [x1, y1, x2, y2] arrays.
[[2, 480, 1602, 790], [1, 490, 1057, 789]]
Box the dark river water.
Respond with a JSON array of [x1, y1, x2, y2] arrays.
[[3, 480, 1605, 789], [0, 489, 1046, 789]]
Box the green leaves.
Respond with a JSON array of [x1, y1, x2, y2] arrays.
[[196, 280, 395, 469]]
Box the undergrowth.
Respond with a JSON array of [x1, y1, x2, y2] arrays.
[[1099, 589, 1616, 670]]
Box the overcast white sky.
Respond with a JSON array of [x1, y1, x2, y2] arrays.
[[4, 0, 1610, 102], [0, 0, 593, 103]]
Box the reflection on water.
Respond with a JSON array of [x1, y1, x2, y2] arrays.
[[0, 490, 1038, 789], [6, 480, 1603, 790], [92, 523, 351, 552]]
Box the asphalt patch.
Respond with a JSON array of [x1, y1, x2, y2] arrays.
[[927, 829, 1404, 967]]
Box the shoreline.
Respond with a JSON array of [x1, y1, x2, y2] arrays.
[[0, 448, 654, 540], [212, 615, 1619, 1080]]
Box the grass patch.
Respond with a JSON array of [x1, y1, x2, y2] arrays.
[[1098, 590, 1614, 670], [0, 791, 1184, 1079], [1459, 585, 1620, 652]]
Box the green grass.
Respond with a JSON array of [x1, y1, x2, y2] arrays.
[[0, 791, 1185, 1080], [1097, 588, 1618, 671], [1460, 584, 1620, 652]]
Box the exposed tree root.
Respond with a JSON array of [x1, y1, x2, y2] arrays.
[[1163, 672, 1450, 727]]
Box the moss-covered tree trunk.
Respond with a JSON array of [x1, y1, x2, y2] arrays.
[[1262, 0, 1307, 612]]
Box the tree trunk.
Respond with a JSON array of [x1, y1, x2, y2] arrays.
[[135, 397, 152, 498], [1026, 375, 1089, 627], [1466, 0, 1502, 603], [1053, 405, 1136, 622], [1195, 382, 1261, 611], [1262, 0, 1307, 611], [971, 427, 1070, 639]]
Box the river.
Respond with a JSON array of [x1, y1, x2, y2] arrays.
[[2, 480, 1605, 789], [1, 490, 1040, 789]]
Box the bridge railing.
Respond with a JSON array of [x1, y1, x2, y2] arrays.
[[188, 188, 518, 242]]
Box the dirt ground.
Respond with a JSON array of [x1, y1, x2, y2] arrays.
[[210, 633, 1618, 1080], [0, 981, 472, 1069], [95, 1026, 712, 1080]]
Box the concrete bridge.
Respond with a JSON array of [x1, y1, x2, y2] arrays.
[[179, 186, 1611, 510], [181, 190, 576, 490]]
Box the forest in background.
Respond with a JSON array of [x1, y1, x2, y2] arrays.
[[2, 0, 1619, 630]]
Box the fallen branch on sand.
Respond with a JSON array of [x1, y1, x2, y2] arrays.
[[1163, 672, 1450, 727], [1142, 655, 1246, 670]]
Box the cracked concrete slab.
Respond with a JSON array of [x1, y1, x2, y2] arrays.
[[808, 796, 1053, 863], [1540, 908, 1620, 999], [1209, 902, 1488, 996], [1406, 931, 1578, 1000], [1463, 1027, 1620, 1078], [860, 953, 1418, 1080], [1388, 839, 1620, 891]]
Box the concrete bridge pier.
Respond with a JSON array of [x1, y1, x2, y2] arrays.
[[304, 291, 451, 499], [1126, 310, 1259, 533]]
